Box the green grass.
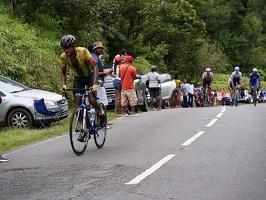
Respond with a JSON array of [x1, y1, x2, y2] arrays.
[[0, 109, 119, 153]]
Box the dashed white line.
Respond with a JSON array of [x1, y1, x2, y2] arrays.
[[206, 119, 218, 127], [181, 131, 205, 146], [126, 154, 176, 185], [216, 113, 223, 118]]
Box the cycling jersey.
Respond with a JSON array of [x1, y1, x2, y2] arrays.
[[202, 72, 214, 81], [249, 72, 260, 86], [60, 47, 93, 78], [202, 72, 213, 88], [230, 71, 242, 85]]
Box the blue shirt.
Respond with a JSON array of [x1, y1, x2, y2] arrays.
[[249, 72, 260, 86], [92, 52, 105, 83]]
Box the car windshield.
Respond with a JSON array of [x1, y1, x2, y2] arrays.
[[0, 76, 30, 93]]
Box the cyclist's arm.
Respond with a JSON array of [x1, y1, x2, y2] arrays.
[[61, 65, 67, 86]]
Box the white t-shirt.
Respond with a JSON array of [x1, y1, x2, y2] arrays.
[[187, 83, 194, 95], [147, 71, 160, 88], [181, 83, 189, 96]]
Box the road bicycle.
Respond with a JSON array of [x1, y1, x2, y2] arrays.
[[202, 86, 211, 107], [231, 86, 240, 106], [64, 86, 107, 156], [251, 86, 258, 106]]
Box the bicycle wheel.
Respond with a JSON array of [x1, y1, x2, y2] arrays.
[[69, 106, 88, 156], [253, 89, 257, 106], [94, 103, 107, 149], [235, 90, 239, 106]]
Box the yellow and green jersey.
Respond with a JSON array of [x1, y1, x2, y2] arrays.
[[60, 47, 93, 77]]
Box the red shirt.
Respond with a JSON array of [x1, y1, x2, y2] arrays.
[[119, 62, 137, 90]]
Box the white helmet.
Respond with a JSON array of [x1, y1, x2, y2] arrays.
[[253, 68, 258, 72], [206, 68, 211, 72]]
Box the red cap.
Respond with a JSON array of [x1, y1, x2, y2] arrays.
[[125, 55, 133, 63], [115, 55, 122, 62]]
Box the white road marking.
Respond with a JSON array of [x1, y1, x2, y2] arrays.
[[3, 135, 66, 156], [216, 113, 223, 118], [206, 119, 218, 127], [126, 154, 176, 185], [181, 131, 205, 146], [221, 106, 226, 112]]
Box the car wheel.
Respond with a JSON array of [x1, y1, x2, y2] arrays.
[[7, 108, 33, 128]]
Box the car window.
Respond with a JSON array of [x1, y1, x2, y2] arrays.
[[0, 76, 29, 93]]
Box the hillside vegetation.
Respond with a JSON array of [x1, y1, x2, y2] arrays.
[[0, 2, 265, 93]]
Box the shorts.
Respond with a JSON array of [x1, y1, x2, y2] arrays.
[[113, 79, 122, 90], [202, 79, 211, 88], [149, 87, 160, 98], [121, 89, 138, 107], [97, 85, 108, 106], [73, 73, 94, 96], [232, 78, 241, 86]]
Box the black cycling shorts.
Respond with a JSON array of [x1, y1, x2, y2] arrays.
[[73, 73, 94, 96]]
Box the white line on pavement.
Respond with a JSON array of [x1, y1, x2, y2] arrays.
[[181, 131, 205, 146], [126, 154, 176, 185], [206, 119, 218, 127], [216, 113, 223, 118]]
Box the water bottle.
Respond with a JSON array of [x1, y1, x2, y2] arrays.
[[89, 108, 96, 122]]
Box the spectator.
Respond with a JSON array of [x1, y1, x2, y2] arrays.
[[111, 49, 127, 115], [216, 88, 222, 106], [187, 79, 194, 107], [221, 88, 226, 106], [119, 56, 138, 116], [0, 96, 8, 162], [147, 65, 161, 110], [170, 73, 182, 108], [181, 79, 189, 108]]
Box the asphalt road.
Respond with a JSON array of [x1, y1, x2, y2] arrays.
[[1, 104, 266, 200]]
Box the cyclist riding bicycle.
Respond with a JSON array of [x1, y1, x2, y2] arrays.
[[230, 66, 242, 101], [60, 35, 106, 128], [249, 68, 260, 94], [201, 67, 214, 99]]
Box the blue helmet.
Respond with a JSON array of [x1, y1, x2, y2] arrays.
[[234, 66, 240, 71]]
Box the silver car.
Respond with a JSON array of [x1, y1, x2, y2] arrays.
[[0, 76, 69, 128]]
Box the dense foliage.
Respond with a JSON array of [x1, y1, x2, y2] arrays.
[[1, 0, 266, 92]]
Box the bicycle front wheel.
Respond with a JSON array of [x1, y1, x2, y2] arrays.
[[69, 106, 88, 156], [94, 103, 107, 149], [253, 90, 257, 106]]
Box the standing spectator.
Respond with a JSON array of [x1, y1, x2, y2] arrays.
[[111, 49, 127, 115], [216, 88, 222, 106], [119, 56, 138, 116], [147, 65, 161, 110], [221, 88, 226, 106], [91, 41, 110, 127], [187, 79, 194, 107], [181, 79, 189, 108], [111, 56, 123, 116], [0, 96, 8, 162]]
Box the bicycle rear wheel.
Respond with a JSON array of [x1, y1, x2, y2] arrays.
[[69, 106, 88, 156], [94, 103, 107, 149]]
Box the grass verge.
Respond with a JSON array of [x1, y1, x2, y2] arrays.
[[0, 109, 119, 153]]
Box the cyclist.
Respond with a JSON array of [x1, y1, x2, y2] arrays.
[[60, 35, 106, 128], [230, 66, 242, 101], [201, 67, 214, 100], [249, 68, 260, 97]]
